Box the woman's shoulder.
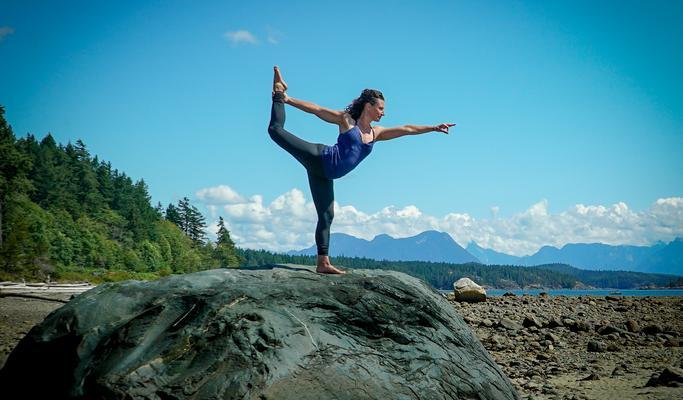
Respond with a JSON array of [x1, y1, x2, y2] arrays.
[[341, 112, 355, 124], [339, 113, 355, 133]]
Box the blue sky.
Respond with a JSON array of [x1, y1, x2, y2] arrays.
[[1, 0, 682, 254]]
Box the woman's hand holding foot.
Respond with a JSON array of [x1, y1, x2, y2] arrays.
[[273, 66, 288, 92], [272, 66, 290, 102]]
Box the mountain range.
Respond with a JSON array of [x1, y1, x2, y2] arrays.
[[288, 231, 683, 276], [288, 231, 478, 264]]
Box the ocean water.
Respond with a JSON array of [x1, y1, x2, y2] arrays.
[[439, 289, 683, 297]]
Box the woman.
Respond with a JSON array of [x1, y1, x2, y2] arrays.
[[268, 66, 454, 274]]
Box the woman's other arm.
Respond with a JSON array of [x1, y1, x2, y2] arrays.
[[374, 123, 455, 141], [285, 96, 344, 126]]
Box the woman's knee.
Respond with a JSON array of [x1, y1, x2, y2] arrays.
[[321, 207, 334, 224], [268, 124, 281, 139]]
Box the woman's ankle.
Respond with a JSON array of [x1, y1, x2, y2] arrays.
[[317, 255, 330, 264]]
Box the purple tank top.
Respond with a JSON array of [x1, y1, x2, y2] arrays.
[[321, 125, 375, 179]]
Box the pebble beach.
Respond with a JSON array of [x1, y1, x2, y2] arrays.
[[1, 290, 682, 399], [449, 293, 683, 399]]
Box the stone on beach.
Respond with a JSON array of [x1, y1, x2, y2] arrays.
[[646, 366, 683, 387], [453, 277, 487, 303], [0, 264, 519, 399]]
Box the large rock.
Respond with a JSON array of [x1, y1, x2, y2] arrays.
[[453, 277, 487, 303], [0, 264, 519, 399]]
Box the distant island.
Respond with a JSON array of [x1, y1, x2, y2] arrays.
[[242, 249, 683, 290]]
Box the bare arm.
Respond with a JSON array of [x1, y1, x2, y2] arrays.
[[285, 96, 344, 126], [375, 123, 455, 141]]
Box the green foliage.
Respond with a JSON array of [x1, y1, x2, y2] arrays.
[[1, 193, 52, 276], [168, 197, 207, 245], [214, 216, 239, 267], [0, 106, 230, 281]]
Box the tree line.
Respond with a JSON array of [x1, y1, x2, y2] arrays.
[[236, 249, 681, 290]]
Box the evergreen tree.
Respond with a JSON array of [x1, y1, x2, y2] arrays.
[[177, 197, 190, 232], [31, 134, 60, 208], [176, 197, 207, 245], [186, 203, 207, 245], [95, 160, 115, 207], [165, 203, 181, 226], [128, 179, 158, 240], [73, 139, 104, 214], [0, 106, 221, 279], [214, 216, 238, 267], [216, 217, 234, 246], [0, 106, 33, 252]]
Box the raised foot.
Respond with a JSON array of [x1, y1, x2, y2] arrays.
[[316, 264, 346, 275], [273, 66, 288, 92]]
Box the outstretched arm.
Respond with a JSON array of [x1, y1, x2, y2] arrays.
[[374, 123, 455, 141], [285, 96, 344, 126]]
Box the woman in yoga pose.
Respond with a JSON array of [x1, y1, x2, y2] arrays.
[[268, 66, 454, 274]]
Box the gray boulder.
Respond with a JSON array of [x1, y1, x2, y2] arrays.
[[0, 264, 519, 399]]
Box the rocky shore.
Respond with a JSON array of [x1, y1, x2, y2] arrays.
[[0, 293, 68, 368], [1, 289, 682, 399], [448, 294, 683, 400]]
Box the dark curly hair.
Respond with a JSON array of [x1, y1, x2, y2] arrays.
[[344, 89, 384, 121]]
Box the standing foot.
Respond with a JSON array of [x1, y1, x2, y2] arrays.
[[316, 255, 346, 274]]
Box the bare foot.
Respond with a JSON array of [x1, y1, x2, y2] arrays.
[[316, 264, 346, 274], [273, 66, 288, 92], [316, 255, 346, 274]]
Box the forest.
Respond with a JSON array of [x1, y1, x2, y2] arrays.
[[0, 106, 238, 282], [2, 105, 680, 289]]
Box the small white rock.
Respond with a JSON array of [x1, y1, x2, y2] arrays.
[[453, 278, 487, 303]]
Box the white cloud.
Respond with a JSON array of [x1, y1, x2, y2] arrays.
[[195, 184, 683, 257], [224, 30, 258, 45], [265, 26, 283, 44], [0, 26, 14, 43], [196, 184, 245, 205]]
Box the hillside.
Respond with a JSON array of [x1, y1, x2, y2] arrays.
[[0, 106, 239, 282]]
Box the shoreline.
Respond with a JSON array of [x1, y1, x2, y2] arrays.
[[1, 293, 681, 399], [440, 288, 683, 297]]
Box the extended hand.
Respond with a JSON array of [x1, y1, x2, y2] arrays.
[[434, 123, 456, 134]]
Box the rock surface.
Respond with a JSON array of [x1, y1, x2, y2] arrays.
[[453, 277, 487, 303], [0, 265, 518, 399]]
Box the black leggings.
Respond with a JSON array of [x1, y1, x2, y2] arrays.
[[268, 92, 334, 256]]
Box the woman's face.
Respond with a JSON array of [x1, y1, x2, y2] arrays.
[[365, 99, 385, 122]]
